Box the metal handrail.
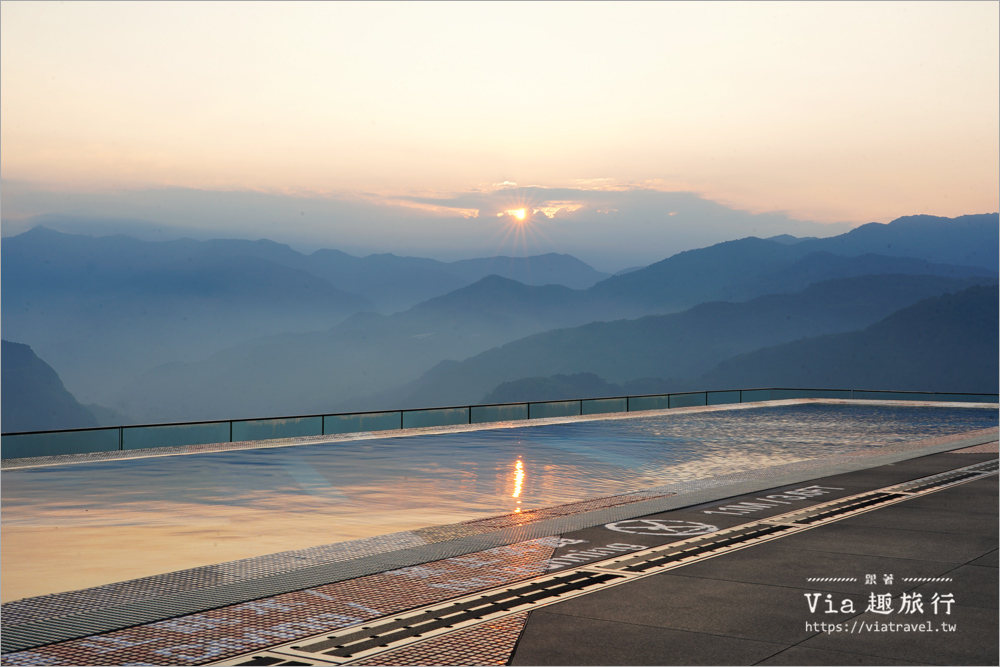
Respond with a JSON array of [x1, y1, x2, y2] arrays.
[[2, 387, 996, 460]]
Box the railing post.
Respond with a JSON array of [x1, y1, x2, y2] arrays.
[[118, 427, 123, 451]]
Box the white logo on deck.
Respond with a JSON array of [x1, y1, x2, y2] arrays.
[[604, 519, 718, 536]]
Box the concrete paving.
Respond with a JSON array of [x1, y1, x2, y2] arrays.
[[510, 452, 998, 666]]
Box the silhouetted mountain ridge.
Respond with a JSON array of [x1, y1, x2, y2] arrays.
[[797, 214, 999, 269], [477, 284, 999, 402], [583, 213, 997, 314], [2, 340, 98, 432], [350, 273, 995, 411], [700, 284, 999, 393]]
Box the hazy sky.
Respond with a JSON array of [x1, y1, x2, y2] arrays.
[[2, 1, 997, 265]]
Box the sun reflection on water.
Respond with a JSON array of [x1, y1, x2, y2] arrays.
[[512, 458, 524, 511]]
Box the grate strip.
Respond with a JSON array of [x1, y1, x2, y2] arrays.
[[899, 471, 982, 493], [607, 524, 794, 573], [231, 652, 342, 666], [789, 492, 907, 524], [237, 658, 314, 666]]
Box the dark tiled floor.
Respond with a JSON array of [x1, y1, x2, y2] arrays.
[[511, 611, 787, 666], [671, 545, 960, 594], [968, 549, 998, 568], [756, 645, 926, 666], [511, 453, 999, 666], [800, 605, 997, 666]]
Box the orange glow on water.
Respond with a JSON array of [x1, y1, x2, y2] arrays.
[[513, 459, 524, 498]]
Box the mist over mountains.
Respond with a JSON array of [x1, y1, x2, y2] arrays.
[[356, 274, 996, 411], [477, 284, 1000, 404], [2, 228, 608, 406], [698, 284, 999, 393], [1, 213, 997, 432]]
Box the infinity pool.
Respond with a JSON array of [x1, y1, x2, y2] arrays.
[[2, 402, 995, 601]]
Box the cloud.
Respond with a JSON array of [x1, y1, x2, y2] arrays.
[[1, 181, 853, 271]]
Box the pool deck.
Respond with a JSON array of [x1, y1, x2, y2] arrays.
[[0, 418, 996, 665], [508, 445, 998, 667]]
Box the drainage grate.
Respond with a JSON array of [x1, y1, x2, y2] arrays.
[[974, 459, 999, 473], [777, 492, 907, 525], [900, 471, 983, 493], [602, 523, 795, 573], [234, 657, 318, 666], [227, 651, 344, 666], [891, 459, 997, 494]]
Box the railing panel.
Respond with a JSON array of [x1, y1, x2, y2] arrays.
[[324, 411, 401, 435], [852, 390, 934, 402], [471, 404, 529, 424], [403, 407, 469, 429], [123, 422, 230, 450], [232, 416, 322, 442], [1, 429, 120, 459], [669, 392, 707, 408], [628, 394, 670, 411], [740, 389, 772, 403], [530, 400, 582, 419], [932, 393, 999, 403], [582, 397, 627, 416], [771, 389, 853, 400], [707, 390, 741, 406]]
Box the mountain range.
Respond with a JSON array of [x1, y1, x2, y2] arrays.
[[351, 273, 996, 411], [480, 284, 999, 403], [1, 212, 996, 431], [1, 340, 98, 432], [1, 228, 609, 404]]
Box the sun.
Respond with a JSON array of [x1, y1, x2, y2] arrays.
[[492, 200, 553, 257], [497, 208, 528, 221]]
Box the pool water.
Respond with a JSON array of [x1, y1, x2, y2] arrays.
[[1, 403, 995, 601]]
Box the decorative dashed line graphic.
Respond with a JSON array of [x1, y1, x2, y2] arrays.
[[604, 519, 719, 536]]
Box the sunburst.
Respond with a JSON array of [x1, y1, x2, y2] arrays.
[[490, 193, 554, 258]]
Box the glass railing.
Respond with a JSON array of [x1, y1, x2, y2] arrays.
[[2, 388, 996, 460]]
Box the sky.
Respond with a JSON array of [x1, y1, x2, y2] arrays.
[[1, 1, 997, 268]]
